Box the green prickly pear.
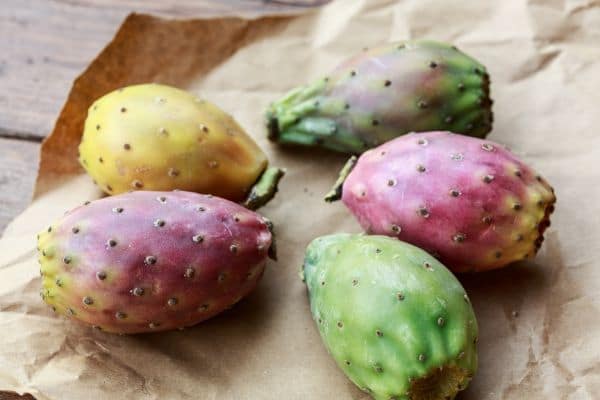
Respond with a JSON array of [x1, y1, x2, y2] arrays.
[[79, 83, 284, 209], [302, 234, 478, 400], [266, 40, 492, 154]]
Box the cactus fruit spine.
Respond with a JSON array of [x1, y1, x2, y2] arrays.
[[37, 191, 274, 334], [267, 40, 493, 154], [79, 83, 283, 209], [302, 234, 478, 400], [326, 131, 556, 272]]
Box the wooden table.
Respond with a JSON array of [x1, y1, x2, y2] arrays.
[[0, 0, 325, 235], [0, 1, 323, 398]]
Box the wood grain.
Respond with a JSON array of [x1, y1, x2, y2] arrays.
[[0, 138, 40, 234], [0, 0, 320, 140]]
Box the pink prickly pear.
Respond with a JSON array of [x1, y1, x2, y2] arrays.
[[37, 191, 274, 334], [326, 131, 556, 273]]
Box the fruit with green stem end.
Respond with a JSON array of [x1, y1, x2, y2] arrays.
[[326, 131, 556, 272], [79, 83, 284, 209], [267, 40, 492, 154]]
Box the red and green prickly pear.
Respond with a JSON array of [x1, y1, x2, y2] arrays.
[[326, 131, 556, 273], [79, 83, 284, 209], [266, 40, 492, 154], [37, 191, 274, 334], [302, 234, 478, 400]]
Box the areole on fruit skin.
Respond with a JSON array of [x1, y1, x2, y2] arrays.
[[326, 131, 556, 273], [37, 190, 275, 334], [302, 234, 478, 400], [79, 83, 284, 210], [266, 40, 493, 154]]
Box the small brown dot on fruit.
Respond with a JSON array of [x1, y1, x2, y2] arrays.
[[132, 180, 143, 189], [123, 143, 131, 150], [120, 107, 127, 113], [230, 244, 239, 254], [144, 255, 157, 265], [131, 287, 144, 296], [154, 219, 165, 228], [391, 224, 401, 234], [192, 234, 204, 243], [481, 143, 494, 152], [418, 100, 428, 109], [113, 207, 124, 213], [437, 317, 445, 326], [167, 298, 178, 306], [453, 233, 466, 243], [450, 189, 461, 197], [376, 330, 383, 337], [72, 227, 80, 234], [387, 179, 396, 186], [416, 164, 426, 173], [107, 239, 117, 247], [384, 80, 391, 86], [63, 256, 72, 264], [513, 203, 522, 211], [483, 175, 494, 183], [417, 138, 428, 146], [96, 271, 107, 280], [83, 296, 93, 305], [418, 354, 426, 362], [184, 267, 195, 279], [417, 207, 430, 218], [352, 279, 358, 286], [168, 168, 179, 177], [337, 321, 343, 328], [397, 292, 405, 301], [116, 311, 127, 319], [429, 61, 437, 68]]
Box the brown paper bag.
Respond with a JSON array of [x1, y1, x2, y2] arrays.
[[1, 1, 599, 399]]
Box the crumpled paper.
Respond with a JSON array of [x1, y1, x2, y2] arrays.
[[1, 1, 599, 399]]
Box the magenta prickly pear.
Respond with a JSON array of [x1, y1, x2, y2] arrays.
[[326, 131, 556, 272], [37, 191, 274, 334], [267, 41, 493, 154]]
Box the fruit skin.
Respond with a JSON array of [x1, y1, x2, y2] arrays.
[[267, 40, 492, 154], [79, 83, 283, 208], [37, 191, 273, 334], [327, 131, 556, 272], [302, 234, 478, 400]]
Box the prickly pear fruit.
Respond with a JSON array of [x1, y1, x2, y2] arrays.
[[79, 83, 284, 209], [326, 131, 556, 272], [267, 40, 492, 154], [302, 234, 478, 400], [37, 191, 273, 334]]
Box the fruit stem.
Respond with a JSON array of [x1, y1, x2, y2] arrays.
[[243, 167, 286, 210], [263, 218, 277, 261], [324, 156, 357, 202]]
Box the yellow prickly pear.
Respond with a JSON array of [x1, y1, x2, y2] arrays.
[[79, 84, 283, 209]]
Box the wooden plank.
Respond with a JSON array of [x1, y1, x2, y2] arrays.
[[0, 138, 40, 234], [0, 0, 324, 141]]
